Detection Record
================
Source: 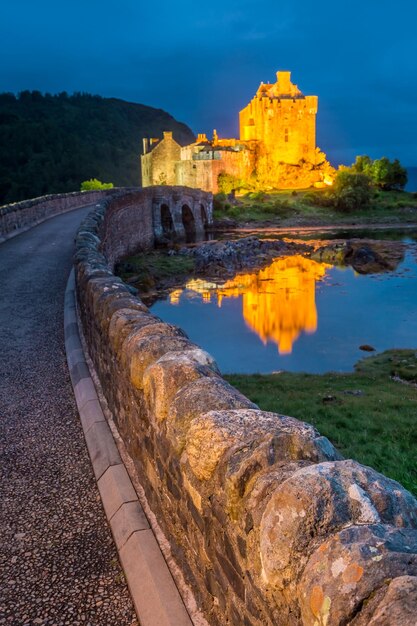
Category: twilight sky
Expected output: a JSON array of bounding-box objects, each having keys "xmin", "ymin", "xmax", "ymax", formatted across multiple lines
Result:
[{"xmin": 1, "ymin": 0, "xmax": 416, "ymax": 165}]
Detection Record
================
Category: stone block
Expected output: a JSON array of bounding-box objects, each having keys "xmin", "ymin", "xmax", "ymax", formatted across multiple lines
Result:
[
  {"xmin": 84, "ymin": 420, "xmax": 122, "ymax": 480},
  {"xmin": 66, "ymin": 347, "xmax": 85, "ymax": 370},
  {"xmin": 129, "ymin": 334, "xmax": 194, "ymax": 390},
  {"xmin": 79, "ymin": 398, "xmax": 106, "ymax": 433},
  {"xmin": 299, "ymin": 524, "xmax": 417, "ymax": 626},
  {"xmin": 69, "ymin": 360, "xmax": 90, "ymax": 387},
  {"xmin": 98, "ymin": 464, "xmax": 138, "ymax": 520},
  {"xmin": 142, "ymin": 351, "xmax": 218, "ymax": 423},
  {"xmin": 64, "ymin": 307, "xmax": 77, "ymax": 328},
  {"xmin": 65, "ymin": 332, "xmax": 83, "ymax": 355},
  {"xmin": 73, "ymin": 377, "xmax": 98, "ymax": 410},
  {"xmin": 108, "ymin": 309, "xmax": 159, "ymax": 358},
  {"xmin": 167, "ymin": 377, "xmax": 256, "ymax": 453},
  {"xmin": 185, "ymin": 409, "xmax": 327, "ymax": 483},
  {"xmin": 348, "ymin": 575, "xmax": 417, "ymax": 626},
  {"xmin": 110, "ymin": 501, "xmax": 150, "ymax": 550},
  {"xmin": 119, "ymin": 529, "xmax": 193, "ymax": 626},
  {"xmin": 260, "ymin": 460, "xmax": 417, "ymax": 593}
]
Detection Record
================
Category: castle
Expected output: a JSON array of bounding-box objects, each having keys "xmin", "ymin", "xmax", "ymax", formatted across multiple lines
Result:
[{"xmin": 141, "ymin": 71, "xmax": 334, "ymax": 192}]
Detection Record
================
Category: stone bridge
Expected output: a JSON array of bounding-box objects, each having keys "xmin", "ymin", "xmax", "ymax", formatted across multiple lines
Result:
[
  {"xmin": 1, "ymin": 188, "xmax": 417, "ymax": 626},
  {"xmin": 0, "ymin": 185, "xmax": 213, "ymax": 245},
  {"xmin": 150, "ymin": 186, "xmax": 212, "ymax": 243}
]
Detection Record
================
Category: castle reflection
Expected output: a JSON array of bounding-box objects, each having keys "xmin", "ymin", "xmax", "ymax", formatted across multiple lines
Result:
[{"xmin": 169, "ymin": 255, "xmax": 331, "ymax": 354}]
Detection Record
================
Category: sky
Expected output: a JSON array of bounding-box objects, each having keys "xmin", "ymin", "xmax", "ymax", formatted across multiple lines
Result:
[{"xmin": 1, "ymin": 0, "xmax": 417, "ymax": 166}]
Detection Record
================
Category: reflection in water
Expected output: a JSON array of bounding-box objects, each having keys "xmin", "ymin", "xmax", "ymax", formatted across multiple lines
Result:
[{"xmin": 169, "ymin": 255, "xmax": 331, "ymax": 354}]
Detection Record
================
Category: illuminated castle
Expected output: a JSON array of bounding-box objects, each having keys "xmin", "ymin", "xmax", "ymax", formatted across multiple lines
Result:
[{"xmin": 141, "ymin": 71, "xmax": 334, "ymax": 192}]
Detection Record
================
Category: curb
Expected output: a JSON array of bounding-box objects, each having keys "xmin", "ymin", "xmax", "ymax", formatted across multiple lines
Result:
[{"xmin": 64, "ymin": 269, "xmax": 193, "ymax": 626}]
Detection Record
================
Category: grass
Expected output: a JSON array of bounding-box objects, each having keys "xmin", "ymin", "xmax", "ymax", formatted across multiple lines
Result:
[
  {"xmin": 115, "ymin": 251, "xmax": 195, "ymax": 292},
  {"xmin": 225, "ymin": 349, "xmax": 417, "ymax": 495},
  {"xmin": 214, "ymin": 189, "xmax": 417, "ymax": 226}
]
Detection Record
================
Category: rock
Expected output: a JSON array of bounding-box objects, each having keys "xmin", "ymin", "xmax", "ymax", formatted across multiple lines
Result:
[
  {"xmin": 142, "ymin": 351, "xmax": 219, "ymax": 423},
  {"xmin": 178, "ymin": 236, "xmax": 309, "ymax": 277},
  {"xmin": 359, "ymin": 344, "xmax": 375, "ymax": 352},
  {"xmin": 312, "ymin": 239, "xmax": 405, "ymax": 274},
  {"xmin": 299, "ymin": 524, "xmax": 417, "ymax": 626},
  {"xmin": 260, "ymin": 460, "xmax": 417, "ymax": 594},
  {"xmin": 345, "ymin": 240, "xmax": 405, "ymax": 274},
  {"xmin": 185, "ymin": 410, "xmax": 338, "ymax": 485},
  {"xmin": 168, "ymin": 377, "xmax": 256, "ymax": 453},
  {"xmin": 129, "ymin": 332, "xmax": 194, "ymax": 389},
  {"xmin": 347, "ymin": 575, "xmax": 417, "ymax": 625}
]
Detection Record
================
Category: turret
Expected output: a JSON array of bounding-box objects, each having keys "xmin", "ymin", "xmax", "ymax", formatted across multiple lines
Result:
[{"xmin": 276, "ymin": 71, "xmax": 291, "ymax": 94}]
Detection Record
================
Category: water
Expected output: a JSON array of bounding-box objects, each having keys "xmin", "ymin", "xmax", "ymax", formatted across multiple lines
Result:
[{"xmin": 151, "ymin": 238, "xmax": 417, "ymax": 374}]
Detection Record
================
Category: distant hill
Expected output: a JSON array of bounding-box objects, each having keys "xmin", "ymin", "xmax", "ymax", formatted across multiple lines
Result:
[
  {"xmin": 0, "ymin": 91, "xmax": 195, "ymax": 205},
  {"xmin": 406, "ymin": 167, "xmax": 417, "ymax": 192}
]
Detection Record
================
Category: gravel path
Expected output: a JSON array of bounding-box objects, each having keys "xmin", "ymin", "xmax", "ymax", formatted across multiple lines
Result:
[{"xmin": 0, "ymin": 207, "xmax": 137, "ymax": 626}]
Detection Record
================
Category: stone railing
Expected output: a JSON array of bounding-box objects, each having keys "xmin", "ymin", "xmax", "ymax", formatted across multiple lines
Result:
[
  {"xmin": 0, "ymin": 189, "xmax": 118, "ymax": 242},
  {"xmin": 74, "ymin": 190, "xmax": 417, "ymax": 626}
]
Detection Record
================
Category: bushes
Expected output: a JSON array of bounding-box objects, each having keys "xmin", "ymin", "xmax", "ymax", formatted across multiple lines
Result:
[
  {"xmin": 332, "ymin": 171, "xmax": 372, "ymax": 212},
  {"xmin": 303, "ymin": 191, "xmax": 334, "ymax": 207},
  {"xmin": 352, "ymin": 155, "xmax": 407, "ymax": 191},
  {"xmin": 213, "ymin": 192, "xmax": 231, "ymax": 212},
  {"xmin": 217, "ymin": 172, "xmax": 246, "ymax": 194},
  {"xmin": 80, "ymin": 178, "xmax": 114, "ymax": 191}
]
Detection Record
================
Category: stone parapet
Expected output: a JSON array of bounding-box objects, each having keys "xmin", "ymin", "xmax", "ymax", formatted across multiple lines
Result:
[
  {"xmin": 0, "ymin": 189, "xmax": 120, "ymax": 242},
  {"xmin": 74, "ymin": 190, "xmax": 417, "ymax": 626}
]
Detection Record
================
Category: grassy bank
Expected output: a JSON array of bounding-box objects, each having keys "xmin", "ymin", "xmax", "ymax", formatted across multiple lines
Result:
[
  {"xmin": 115, "ymin": 251, "xmax": 195, "ymax": 294},
  {"xmin": 226, "ymin": 350, "xmax": 417, "ymax": 495},
  {"xmin": 214, "ymin": 189, "xmax": 417, "ymax": 226}
]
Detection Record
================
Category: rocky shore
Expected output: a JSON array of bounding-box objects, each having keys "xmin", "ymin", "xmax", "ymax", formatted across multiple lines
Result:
[{"xmin": 177, "ymin": 235, "xmax": 406, "ymax": 278}]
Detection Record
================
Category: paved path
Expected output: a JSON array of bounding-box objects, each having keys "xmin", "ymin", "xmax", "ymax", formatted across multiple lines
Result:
[{"xmin": 0, "ymin": 207, "xmax": 137, "ymax": 626}]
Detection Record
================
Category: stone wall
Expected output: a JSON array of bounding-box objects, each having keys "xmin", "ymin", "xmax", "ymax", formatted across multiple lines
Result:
[
  {"xmin": 0, "ymin": 189, "xmax": 117, "ymax": 242},
  {"xmin": 74, "ymin": 190, "xmax": 417, "ymax": 626}
]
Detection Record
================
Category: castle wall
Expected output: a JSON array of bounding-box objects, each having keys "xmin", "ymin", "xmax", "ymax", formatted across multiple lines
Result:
[
  {"xmin": 176, "ymin": 150, "xmax": 255, "ymax": 193},
  {"xmin": 141, "ymin": 132, "xmax": 181, "ymax": 187}
]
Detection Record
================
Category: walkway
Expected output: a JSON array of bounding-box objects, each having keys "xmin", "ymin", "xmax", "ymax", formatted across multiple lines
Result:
[{"xmin": 0, "ymin": 206, "xmax": 137, "ymax": 626}]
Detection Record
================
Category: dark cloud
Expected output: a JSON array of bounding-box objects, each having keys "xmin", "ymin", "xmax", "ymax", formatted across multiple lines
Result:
[{"xmin": 1, "ymin": 0, "xmax": 416, "ymax": 164}]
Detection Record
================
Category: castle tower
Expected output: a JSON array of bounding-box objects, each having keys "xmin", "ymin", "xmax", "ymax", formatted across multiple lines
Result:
[{"xmin": 239, "ymin": 70, "xmax": 318, "ymax": 164}]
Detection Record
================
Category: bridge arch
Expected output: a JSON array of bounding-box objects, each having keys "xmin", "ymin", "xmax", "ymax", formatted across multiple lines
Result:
[
  {"xmin": 200, "ymin": 203, "xmax": 208, "ymax": 230},
  {"xmin": 181, "ymin": 204, "xmax": 196, "ymax": 243},
  {"xmin": 160, "ymin": 203, "xmax": 174, "ymax": 237}
]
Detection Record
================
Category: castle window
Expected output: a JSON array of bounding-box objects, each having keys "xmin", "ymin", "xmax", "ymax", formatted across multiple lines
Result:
[{"xmin": 284, "ymin": 128, "xmax": 289, "ymax": 142}]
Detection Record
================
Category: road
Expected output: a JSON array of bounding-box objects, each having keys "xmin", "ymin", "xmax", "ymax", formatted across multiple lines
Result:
[{"xmin": 0, "ymin": 206, "xmax": 137, "ymax": 626}]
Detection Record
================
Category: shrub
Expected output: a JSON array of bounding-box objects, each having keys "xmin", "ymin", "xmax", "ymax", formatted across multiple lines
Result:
[
  {"xmin": 218, "ymin": 172, "xmax": 244, "ymax": 194},
  {"xmin": 213, "ymin": 192, "xmax": 228, "ymax": 212},
  {"xmin": 333, "ymin": 170, "xmax": 372, "ymax": 212},
  {"xmin": 81, "ymin": 178, "xmax": 114, "ymax": 191},
  {"xmin": 246, "ymin": 190, "xmax": 267, "ymax": 202},
  {"xmin": 303, "ymin": 191, "xmax": 333, "ymax": 207}
]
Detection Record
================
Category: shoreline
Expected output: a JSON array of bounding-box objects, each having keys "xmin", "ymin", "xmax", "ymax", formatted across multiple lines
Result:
[{"xmin": 210, "ymin": 220, "xmax": 417, "ymax": 235}]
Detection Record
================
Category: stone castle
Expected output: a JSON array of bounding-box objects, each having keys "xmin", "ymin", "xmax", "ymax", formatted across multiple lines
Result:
[{"xmin": 141, "ymin": 70, "xmax": 334, "ymax": 192}]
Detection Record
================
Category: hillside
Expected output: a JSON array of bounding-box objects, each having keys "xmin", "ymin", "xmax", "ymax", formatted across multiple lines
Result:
[
  {"xmin": 0, "ymin": 91, "xmax": 195, "ymax": 205},
  {"xmin": 406, "ymin": 166, "xmax": 417, "ymax": 192}
]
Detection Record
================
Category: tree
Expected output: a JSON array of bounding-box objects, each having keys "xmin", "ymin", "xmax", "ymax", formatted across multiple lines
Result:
[
  {"xmin": 80, "ymin": 178, "xmax": 114, "ymax": 191},
  {"xmin": 371, "ymin": 157, "xmax": 407, "ymax": 190},
  {"xmin": 352, "ymin": 155, "xmax": 372, "ymax": 175},
  {"xmin": 352, "ymin": 155, "xmax": 407, "ymax": 191},
  {"xmin": 332, "ymin": 170, "xmax": 372, "ymax": 212}
]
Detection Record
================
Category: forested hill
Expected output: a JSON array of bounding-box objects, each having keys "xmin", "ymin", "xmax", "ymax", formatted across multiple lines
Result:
[{"xmin": 0, "ymin": 91, "xmax": 195, "ymax": 205}]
